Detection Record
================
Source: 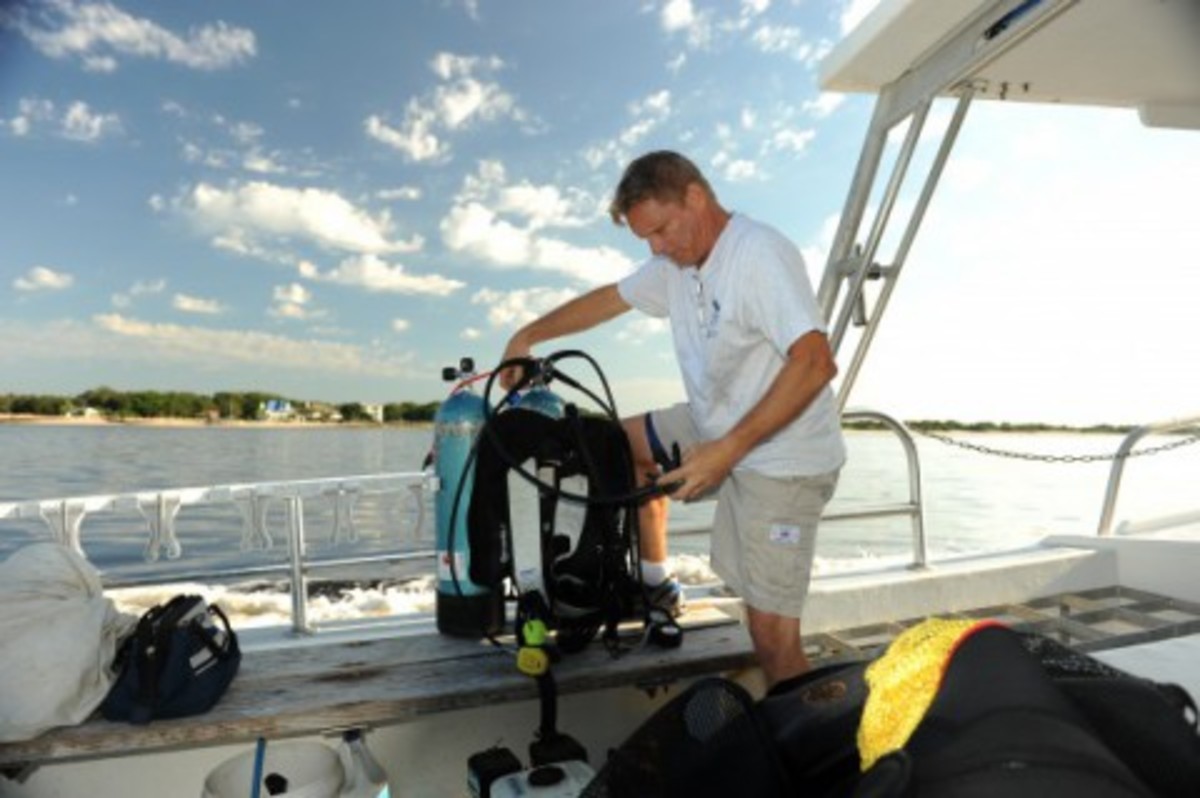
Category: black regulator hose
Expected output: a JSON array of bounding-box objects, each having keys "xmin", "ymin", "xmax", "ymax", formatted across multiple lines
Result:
[{"xmin": 478, "ymin": 352, "xmax": 670, "ymax": 506}]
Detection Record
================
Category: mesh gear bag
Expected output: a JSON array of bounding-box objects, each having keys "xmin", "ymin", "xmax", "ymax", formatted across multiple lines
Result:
[{"xmin": 581, "ymin": 677, "xmax": 791, "ymax": 798}]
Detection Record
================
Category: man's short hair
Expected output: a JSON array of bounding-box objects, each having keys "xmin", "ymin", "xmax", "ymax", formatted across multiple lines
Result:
[{"xmin": 609, "ymin": 150, "xmax": 715, "ymax": 225}]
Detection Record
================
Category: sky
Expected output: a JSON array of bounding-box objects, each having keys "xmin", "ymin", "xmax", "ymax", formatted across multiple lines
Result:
[{"xmin": 2, "ymin": 0, "xmax": 1199, "ymax": 426}]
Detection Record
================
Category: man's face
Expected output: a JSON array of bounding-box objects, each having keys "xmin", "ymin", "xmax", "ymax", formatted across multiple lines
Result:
[{"xmin": 625, "ymin": 187, "xmax": 705, "ymax": 267}]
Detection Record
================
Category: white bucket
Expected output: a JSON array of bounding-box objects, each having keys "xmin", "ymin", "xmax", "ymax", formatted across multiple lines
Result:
[{"xmin": 203, "ymin": 741, "xmax": 345, "ymax": 798}]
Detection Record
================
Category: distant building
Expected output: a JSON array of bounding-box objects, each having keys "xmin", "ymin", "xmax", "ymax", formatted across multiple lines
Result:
[
  {"xmin": 260, "ymin": 399, "xmax": 296, "ymax": 421},
  {"xmin": 363, "ymin": 403, "xmax": 384, "ymax": 423}
]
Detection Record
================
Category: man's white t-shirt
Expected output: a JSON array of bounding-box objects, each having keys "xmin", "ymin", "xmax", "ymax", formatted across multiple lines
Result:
[{"xmin": 618, "ymin": 214, "xmax": 846, "ymax": 477}]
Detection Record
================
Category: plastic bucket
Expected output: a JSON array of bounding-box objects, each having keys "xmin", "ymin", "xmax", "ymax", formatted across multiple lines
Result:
[{"xmin": 203, "ymin": 741, "xmax": 345, "ymax": 798}]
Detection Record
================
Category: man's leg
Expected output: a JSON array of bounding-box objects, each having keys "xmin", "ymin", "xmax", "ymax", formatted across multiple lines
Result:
[
  {"xmin": 713, "ymin": 470, "xmax": 839, "ymax": 689},
  {"xmin": 745, "ymin": 606, "xmax": 809, "ymax": 689},
  {"xmin": 621, "ymin": 414, "xmax": 669, "ymax": 567}
]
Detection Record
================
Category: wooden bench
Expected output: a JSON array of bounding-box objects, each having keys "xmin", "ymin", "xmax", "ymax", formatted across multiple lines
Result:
[{"xmin": 0, "ymin": 608, "xmax": 754, "ymax": 769}]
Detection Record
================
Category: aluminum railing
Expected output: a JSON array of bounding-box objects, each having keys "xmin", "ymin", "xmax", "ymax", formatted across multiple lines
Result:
[
  {"xmin": 0, "ymin": 471, "xmax": 436, "ymax": 635},
  {"xmin": 1097, "ymin": 414, "xmax": 1200, "ymax": 537},
  {"xmin": 833, "ymin": 408, "xmax": 928, "ymax": 569}
]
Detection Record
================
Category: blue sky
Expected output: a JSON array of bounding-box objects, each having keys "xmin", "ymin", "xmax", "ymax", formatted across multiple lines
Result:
[{"xmin": 3, "ymin": 0, "xmax": 1199, "ymax": 426}]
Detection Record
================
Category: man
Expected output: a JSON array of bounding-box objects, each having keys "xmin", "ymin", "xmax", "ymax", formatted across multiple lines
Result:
[{"xmin": 500, "ymin": 150, "xmax": 845, "ymax": 687}]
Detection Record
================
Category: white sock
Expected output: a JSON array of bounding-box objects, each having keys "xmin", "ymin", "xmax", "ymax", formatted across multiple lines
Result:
[{"xmin": 641, "ymin": 560, "xmax": 668, "ymax": 586}]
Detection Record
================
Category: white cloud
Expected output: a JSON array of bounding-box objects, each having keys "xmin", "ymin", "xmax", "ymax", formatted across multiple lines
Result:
[
  {"xmin": 584, "ymin": 89, "xmax": 673, "ymax": 170},
  {"xmin": 61, "ymin": 100, "xmax": 122, "ymax": 141},
  {"xmin": 749, "ymin": 24, "xmax": 821, "ymax": 65},
  {"xmin": 6, "ymin": 0, "xmax": 256, "ymax": 71},
  {"xmin": 92, "ymin": 313, "xmax": 414, "ymax": 376},
  {"xmin": 661, "ymin": 0, "xmax": 712, "ymax": 48},
  {"xmin": 172, "ymin": 293, "xmax": 224, "ymax": 315},
  {"xmin": 711, "ymin": 151, "xmax": 760, "ymax": 182},
  {"xmin": 162, "ymin": 104, "xmax": 302, "ymax": 177},
  {"xmin": 767, "ymin": 127, "xmax": 816, "ymax": 155},
  {"xmin": 274, "ymin": 283, "xmax": 311, "ymax": 305},
  {"xmin": 242, "ymin": 151, "xmax": 285, "ymax": 174},
  {"xmin": 300, "ymin": 254, "xmax": 464, "ymax": 296},
  {"xmin": 461, "ymin": 327, "xmax": 482, "ymax": 340},
  {"xmin": 391, "ymin": 318, "xmax": 411, "ymax": 333},
  {"xmin": 661, "ymin": 0, "xmax": 695, "ymax": 32},
  {"xmin": 457, "ymin": 0, "xmax": 481, "ymax": 22},
  {"xmin": 365, "ymin": 51, "xmax": 525, "ymax": 163},
  {"xmin": 7, "ymin": 98, "xmax": 53, "ymax": 136},
  {"xmin": 377, "ymin": 186, "xmax": 423, "ymax": 202},
  {"xmin": 180, "ymin": 180, "xmax": 423, "ymax": 256},
  {"xmin": 111, "ymin": 278, "xmax": 166, "ymax": 308},
  {"xmin": 803, "ymin": 92, "xmax": 845, "ymax": 120},
  {"xmin": 442, "ymin": 202, "xmax": 531, "ymax": 265},
  {"xmin": 5, "ymin": 97, "xmax": 121, "ymax": 141},
  {"xmin": 365, "ymin": 107, "xmax": 444, "ymax": 163},
  {"xmin": 470, "ymin": 287, "xmax": 579, "ymax": 329},
  {"xmin": 14, "ymin": 266, "xmax": 74, "ymax": 291},
  {"xmin": 441, "ymin": 162, "xmax": 635, "ymax": 285},
  {"xmin": 269, "ymin": 282, "xmax": 323, "ymax": 320}
]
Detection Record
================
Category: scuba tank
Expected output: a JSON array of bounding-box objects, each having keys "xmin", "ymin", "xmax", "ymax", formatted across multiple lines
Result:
[
  {"xmin": 434, "ymin": 357, "xmax": 502, "ymax": 637},
  {"xmin": 513, "ymin": 371, "xmax": 564, "ymax": 419}
]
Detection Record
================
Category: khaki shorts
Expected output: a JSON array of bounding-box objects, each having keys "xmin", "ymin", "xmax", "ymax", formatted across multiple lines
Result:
[{"xmin": 647, "ymin": 404, "xmax": 840, "ymax": 617}]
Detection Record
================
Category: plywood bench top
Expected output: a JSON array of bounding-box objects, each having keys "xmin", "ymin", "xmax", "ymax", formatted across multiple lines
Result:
[{"xmin": 0, "ymin": 608, "xmax": 752, "ymax": 768}]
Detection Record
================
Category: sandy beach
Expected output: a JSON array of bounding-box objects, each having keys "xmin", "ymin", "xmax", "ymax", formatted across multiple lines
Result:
[{"xmin": 0, "ymin": 414, "xmax": 426, "ymax": 429}]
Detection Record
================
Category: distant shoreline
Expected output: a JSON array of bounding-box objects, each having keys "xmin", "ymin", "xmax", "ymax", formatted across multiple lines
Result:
[
  {"xmin": 0, "ymin": 413, "xmax": 1140, "ymax": 434},
  {"xmin": 0, "ymin": 413, "xmax": 431, "ymax": 430}
]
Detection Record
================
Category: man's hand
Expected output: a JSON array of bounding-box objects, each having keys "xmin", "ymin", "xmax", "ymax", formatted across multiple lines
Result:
[
  {"xmin": 656, "ymin": 437, "xmax": 743, "ymax": 502},
  {"xmin": 498, "ymin": 333, "xmax": 533, "ymax": 391}
]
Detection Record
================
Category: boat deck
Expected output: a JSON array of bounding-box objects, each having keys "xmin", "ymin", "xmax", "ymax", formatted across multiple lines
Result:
[
  {"xmin": 3, "ymin": 585, "xmax": 1199, "ymax": 774},
  {"xmin": 805, "ymin": 585, "xmax": 1200, "ymax": 662}
]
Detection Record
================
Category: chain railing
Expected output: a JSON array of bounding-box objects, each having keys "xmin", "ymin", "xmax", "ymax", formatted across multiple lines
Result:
[
  {"xmin": 906, "ymin": 419, "xmax": 1200, "ymax": 537},
  {"xmin": 914, "ymin": 428, "xmax": 1200, "ymax": 464}
]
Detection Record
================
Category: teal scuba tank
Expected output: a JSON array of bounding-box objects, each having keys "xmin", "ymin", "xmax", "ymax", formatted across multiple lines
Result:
[
  {"xmin": 514, "ymin": 369, "xmax": 564, "ymax": 418},
  {"xmin": 433, "ymin": 357, "xmax": 502, "ymax": 637}
]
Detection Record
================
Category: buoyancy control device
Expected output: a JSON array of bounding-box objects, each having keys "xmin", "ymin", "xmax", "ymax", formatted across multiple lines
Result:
[
  {"xmin": 436, "ymin": 350, "xmax": 676, "ymax": 648},
  {"xmin": 466, "ymin": 351, "xmax": 666, "ymax": 652}
]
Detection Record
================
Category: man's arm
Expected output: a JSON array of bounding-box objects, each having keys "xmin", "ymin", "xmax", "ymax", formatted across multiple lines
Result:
[
  {"xmin": 660, "ymin": 330, "xmax": 837, "ymax": 500},
  {"xmin": 500, "ymin": 283, "xmax": 632, "ymax": 388}
]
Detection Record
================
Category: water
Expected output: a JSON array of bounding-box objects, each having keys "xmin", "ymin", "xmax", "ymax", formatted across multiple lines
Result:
[{"xmin": 3, "ymin": 423, "xmax": 1198, "ymax": 624}]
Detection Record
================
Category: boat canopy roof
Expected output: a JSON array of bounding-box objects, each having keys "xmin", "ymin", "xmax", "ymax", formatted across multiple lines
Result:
[{"xmin": 820, "ymin": 0, "xmax": 1200, "ymax": 129}]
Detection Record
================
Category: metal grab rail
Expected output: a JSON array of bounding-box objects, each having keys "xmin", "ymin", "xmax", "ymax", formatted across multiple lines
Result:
[
  {"xmin": 0, "ymin": 471, "xmax": 435, "ymax": 636},
  {"xmin": 1097, "ymin": 414, "xmax": 1200, "ymax": 536},
  {"xmin": 833, "ymin": 408, "xmax": 928, "ymax": 569}
]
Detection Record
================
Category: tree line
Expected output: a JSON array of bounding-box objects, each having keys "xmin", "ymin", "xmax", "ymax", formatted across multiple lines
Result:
[
  {"xmin": 1, "ymin": 389, "xmax": 1149, "ymax": 433},
  {"xmin": 0, "ymin": 388, "xmax": 441, "ymax": 423}
]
